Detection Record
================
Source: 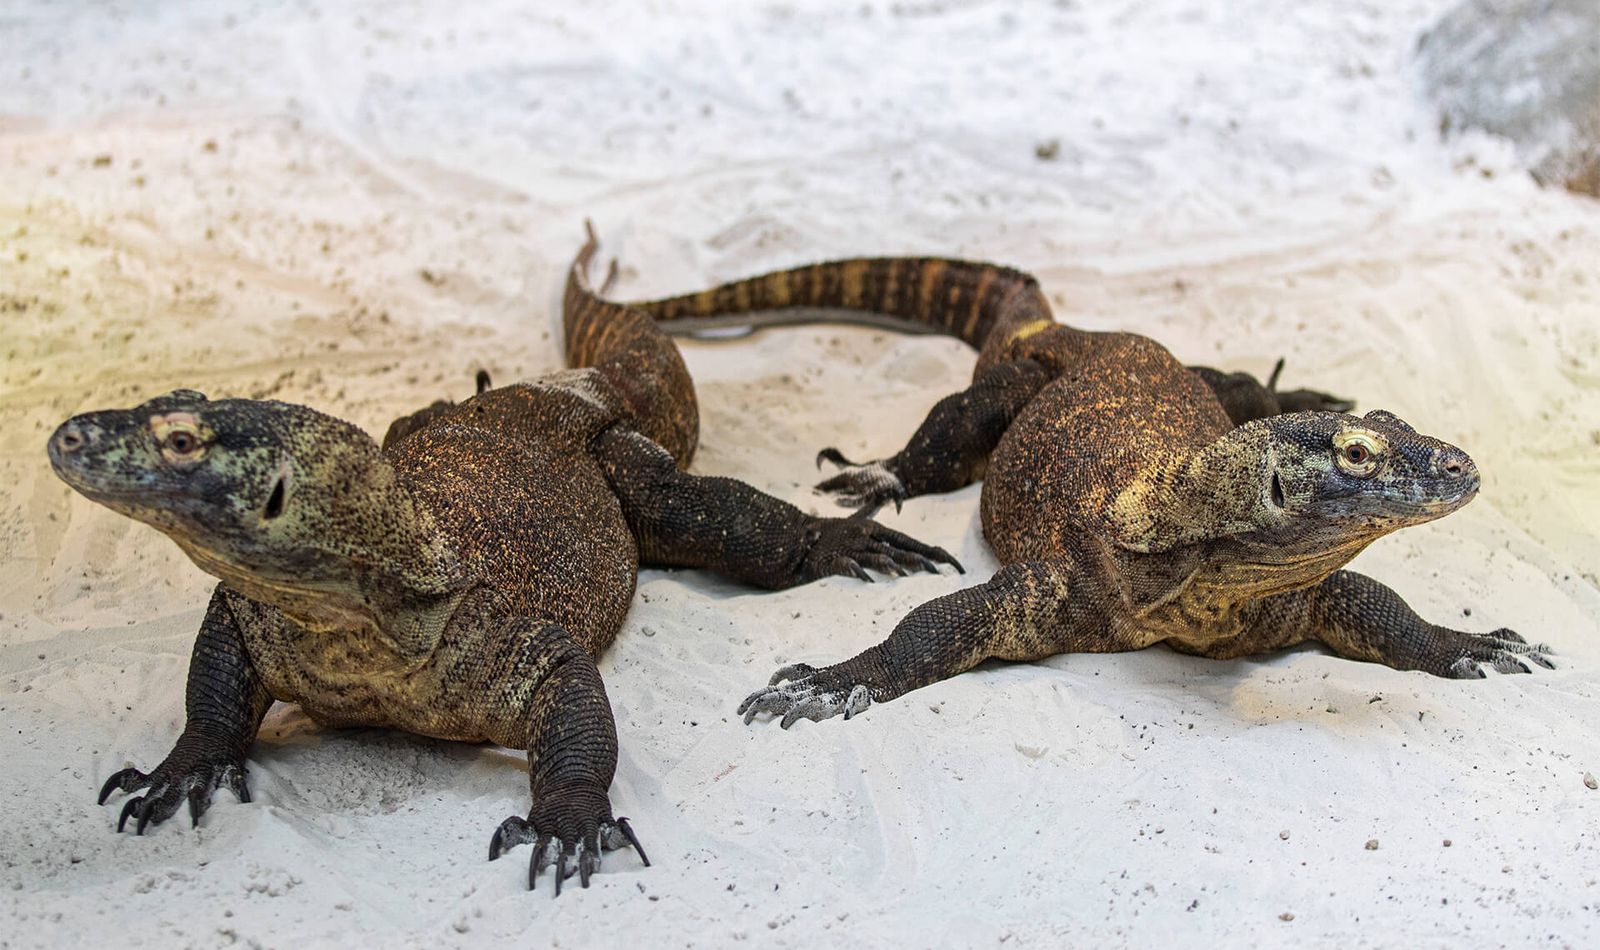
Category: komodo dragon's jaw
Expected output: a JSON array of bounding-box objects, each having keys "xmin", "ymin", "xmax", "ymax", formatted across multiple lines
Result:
[{"xmin": 48, "ymin": 389, "xmax": 465, "ymax": 646}]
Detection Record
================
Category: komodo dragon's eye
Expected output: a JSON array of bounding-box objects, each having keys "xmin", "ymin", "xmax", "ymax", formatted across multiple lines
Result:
[
  {"xmin": 1332, "ymin": 431, "xmax": 1383, "ymax": 478},
  {"xmin": 150, "ymin": 412, "xmax": 208, "ymax": 465}
]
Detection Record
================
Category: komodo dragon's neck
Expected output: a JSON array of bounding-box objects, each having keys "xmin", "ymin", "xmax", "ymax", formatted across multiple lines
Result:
[
  {"xmin": 176, "ymin": 470, "xmax": 469, "ymax": 660},
  {"xmin": 1108, "ymin": 419, "xmax": 1285, "ymax": 555},
  {"xmin": 1106, "ymin": 418, "xmax": 1376, "ymax": 595}
]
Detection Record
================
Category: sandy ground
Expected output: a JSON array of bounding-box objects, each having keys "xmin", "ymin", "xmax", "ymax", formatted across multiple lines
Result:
[{"xmin": 2, "ymin": 0, "xmax": 1598, "ymax": 946}]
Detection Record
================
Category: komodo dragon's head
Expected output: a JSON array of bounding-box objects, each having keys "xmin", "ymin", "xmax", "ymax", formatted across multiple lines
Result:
[
  {"xmin": 1116, "ymin": 408, "xmax": 1480, "ymax": 590},
  {"xmin": 48, "ymin": 390, "xmax": 465, "ymax": 636},
  {"xmin": 1201, "ymin": 408, "xmax": 1481, "ymax": 588},
  {"xmin": 1252, "ymin": 408, "xmax": 1478, "ymax": 532}
]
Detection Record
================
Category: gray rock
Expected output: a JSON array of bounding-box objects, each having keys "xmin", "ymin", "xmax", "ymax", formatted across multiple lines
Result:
[{"xmin": 1418, "ymin": 0, "xmax": 1600, "ymax": 196}]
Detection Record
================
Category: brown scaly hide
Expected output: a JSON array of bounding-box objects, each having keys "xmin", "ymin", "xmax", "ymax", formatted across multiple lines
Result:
[
  {"xmin": 46, "ymin": 230, "xmax": 965, "ymax": 892},
  {"xmin": 595, "ymin": 252, "xmax": 1551, "ymax": 726}
]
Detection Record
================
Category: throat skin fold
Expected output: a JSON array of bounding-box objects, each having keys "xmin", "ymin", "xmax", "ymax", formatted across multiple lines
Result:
[{"xmin": 170, "ymin": 465, "xmax": 471, "ymax": 664}]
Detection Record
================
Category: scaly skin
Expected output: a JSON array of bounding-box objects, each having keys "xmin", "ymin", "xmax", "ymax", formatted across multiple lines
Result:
[
  {"xmin": 47, "ymin": 226, "xmax": 960, "ymax": 893},
  {"xmin": 609, "ymin": 253, "xmax": 1549, "ymax": 726}
]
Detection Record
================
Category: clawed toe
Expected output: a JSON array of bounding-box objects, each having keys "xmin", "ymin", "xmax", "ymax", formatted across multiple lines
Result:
[
  {"xmin": 814, "ymin": 451, "xmax": 908, "ymax": 511},
  {"xmin": 1445, "ymin": 632, "xmax": 1556, "ymax": 678},
  {"xmin": 738, "ymin": 668, "xmax": 874, "ymax": 727},
  {"xmin": 489, "ymin": 812, "xmax": 648, "ymax": 895},
  {"xmin": 98, "ymin": 766, "xmax": 149, "ymax": 806}
]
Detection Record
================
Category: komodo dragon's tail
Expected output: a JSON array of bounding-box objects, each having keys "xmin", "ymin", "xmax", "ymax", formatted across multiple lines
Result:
[
  {"xmin": 564, "ymin": 222, "xmax": 699, "ymax": 467},
  {"xmin": 623, "ymin": 256, "xmax": 1054, "ymax": 353}
]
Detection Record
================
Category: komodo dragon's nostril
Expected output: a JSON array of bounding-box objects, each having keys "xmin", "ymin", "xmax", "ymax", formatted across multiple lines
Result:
[
  {"xmin": 56, "ymin": 426, "xmax": 86, "ymax": 454},
  {"xmin": 1436, "ymin": 450, "xmax": 1473, "ymax": 479}
]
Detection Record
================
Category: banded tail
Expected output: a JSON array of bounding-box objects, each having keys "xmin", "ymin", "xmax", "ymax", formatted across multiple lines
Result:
[
  {"xmin": 622, "ymin": 256, "xmax": 1054, "ymax": 352},
  {"xmin": 563, "ymin": 223, "xmax": 698, "ymax": 467}
]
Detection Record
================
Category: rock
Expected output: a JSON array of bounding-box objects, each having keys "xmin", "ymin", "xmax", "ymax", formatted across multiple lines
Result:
[{"xmin": 1418, "ymin": 0, "xmax": 1600, "ymax": 196}]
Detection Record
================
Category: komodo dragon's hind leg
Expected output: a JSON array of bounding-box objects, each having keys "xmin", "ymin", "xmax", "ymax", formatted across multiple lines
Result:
[
  {"xmin": 486, "ymin": 621, "xmax": 648, "ymax": 895},
  {"xmin": 740, "ymin": 556, "xmax": 1138, "ymax": 727},
  {"xmin": 815, "ymin": 358, "xmax": 1054, "ymax": 510},
  {"xmin": 1189, "ymin": 357, "xmax": 1354, "ymax": 427},
  {"xmin": 1251, "ymin": 570, "xmax": 1555, "ymax": 677}
]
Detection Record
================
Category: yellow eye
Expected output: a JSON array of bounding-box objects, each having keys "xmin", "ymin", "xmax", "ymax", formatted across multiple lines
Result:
[
  {"xmin": 150, "ymin": 411, "xmax": 208, "ymax": 464},
  {"xmin": 1333, "ymin": 430, "xmax": 1383, "ymax": 477}
]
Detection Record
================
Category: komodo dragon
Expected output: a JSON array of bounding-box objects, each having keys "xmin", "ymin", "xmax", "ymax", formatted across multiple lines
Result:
[
  {"xmin": 601, "ymin": 254, "xmax": 1553, "ymax": 727},
  {"xmin": 44, "ymin": 226, "xmax": 959, "ymax": 892}
]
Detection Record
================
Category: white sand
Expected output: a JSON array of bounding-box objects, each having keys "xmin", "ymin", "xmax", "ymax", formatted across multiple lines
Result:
[{"xmin": 3, "ymin": 1, "xmax": 1598, "ymax": 946}]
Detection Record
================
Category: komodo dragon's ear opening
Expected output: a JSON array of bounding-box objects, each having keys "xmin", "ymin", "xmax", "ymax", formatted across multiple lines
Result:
[
  {"xmin": 263, "ymin": 477, "xmax": 287, "ymax": 520},
  {"xmin": 1269, "ymin": 470, "xmax": 1286, "ymax": 510}
]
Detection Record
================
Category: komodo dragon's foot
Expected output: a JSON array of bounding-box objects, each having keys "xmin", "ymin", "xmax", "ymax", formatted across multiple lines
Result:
[
  {"xmin": 814, "ymin": 448, "xmax": 908, "ymax": 511},
  {"xmin": 98, "ymin": 751, "xmax": 251, "ymax": 835},
  {"xmin": 801, "ymin": 508, "xmax": 962, "ymax": 581},
  {"xmin": 738, "ymin": 662, "xmax": 883, "ymax": 728},
  {"xmin": 1435, "ymin": 628, "xmax": 1555, "ymax": 678},
  {"xmin": 488, "ymin": 784, "xmax": 649, "ymax": 896}
]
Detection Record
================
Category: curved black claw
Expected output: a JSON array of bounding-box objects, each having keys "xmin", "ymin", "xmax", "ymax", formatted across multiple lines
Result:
[
  {"xmin": 815, "ymin": 447, "xmax": 862, "ymax": 470},
  {"xmin": 488, "ymin": 796, "xmax": 648, "ymax": 896},
  {"xmin": 98, "ymin": 766, "xmax": 149, "ymax": 806},
  {"xmin": 738, "ymin": 662, "xmax": 876, "ymax": 728},
  {"xmin": 815, "ymin": 450, "xmax": 909, "ymax": 512},
  {"xmin": 801, "ymin": 514, "xmax": 962, "ymax": 584},
  {"xmin": 99, "ymin": 758, "xmax": 249, "ymax": 834},
  {"xmin": 1443, "ymin": 629, "xmax": 1555, "ymax": 678}
]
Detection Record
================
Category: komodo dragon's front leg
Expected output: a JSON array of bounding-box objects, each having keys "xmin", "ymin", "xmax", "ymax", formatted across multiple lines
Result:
[
  {"xmin": 486, "ymin": 621, "xmax": 647, "ymax": 895},
  {"xmin": 592, "ymin": 426, "xmax": 962, "ymax": 585},
  {"xmin": 816, "ymin": 358, "xmax": 1054, "ymax": 510},
  {"xmin": 98, "ymin": 585, "xmax": 273, "ymax": 832},
  {"xmin": 740, "ymin": 556, "xmax": 1139, "ymax": 727},
  {"xmin": 1249, "ymin": 570, "xmax": 1555, "ymax": 677}
]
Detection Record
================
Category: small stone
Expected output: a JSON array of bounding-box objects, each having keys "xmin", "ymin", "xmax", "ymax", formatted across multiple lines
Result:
[
  {"xmin": 1584, "ymin": 772, "xmax": 1597, "ymax": 790},
  {"xmin": 1279, "ymin": 912, "xmax": 1295, "ymax": 922},
  {"xmin": 1364, "ymin": 839, "xmax": 1379, "ymax": 850},
  {"xmin": 1443, "ymin": 839, "xmax": 1452, "ymax": 847},
  {"xmin": 1034, "ymin": 138, "xmax": 1060, "ymax": 161},
  {"xmin": 1279, "ymin": 830, "xmax": 1290, "ymax": 840}
]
